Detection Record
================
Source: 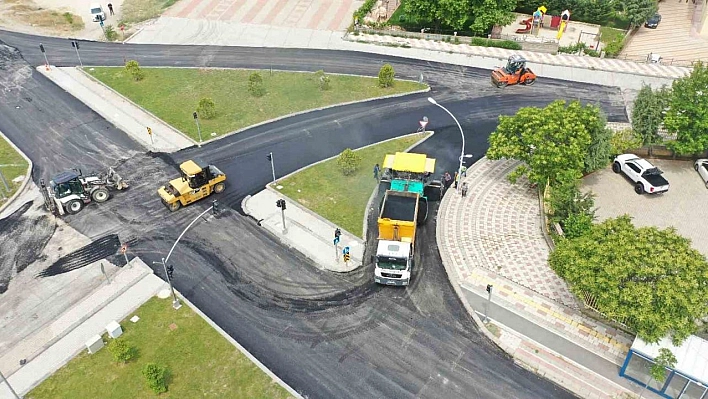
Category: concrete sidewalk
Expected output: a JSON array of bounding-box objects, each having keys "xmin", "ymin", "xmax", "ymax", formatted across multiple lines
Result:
[
  {"xmin": 35, "ymin": 66, "xmax": 195, "ymax": 153},
  {"xmin": 242, "ymin": 186, "xmax": 363, "ymax": 273},
  {"xmin": 0, "ymin": 258, "xmax": 166, "ymax": 397}
]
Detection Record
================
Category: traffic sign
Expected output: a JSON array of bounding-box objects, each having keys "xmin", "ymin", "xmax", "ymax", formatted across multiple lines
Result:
[
  {"xmin": 333, "ymin": 236, "xmax": 340, "ymax": 245},
  {"xmin": 99, "ymin": 19, "xmax": 104, "ymax": 27},
  {"xmin": 419, "ymin": 119, "xmax": 428, "ymax": 130},
  {"xmin": 147, "ymin": 127, "xmax": 152, "ymax": 135},
  {"xmin": 343, "ymin": 246, "xmax": 350, "ymax": 255},
  {"xmin": 120, "ymin": 244, "xmax": 127, "ymax": 254}
]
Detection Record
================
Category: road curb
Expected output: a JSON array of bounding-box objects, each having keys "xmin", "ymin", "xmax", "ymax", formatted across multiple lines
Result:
[
  {"xmin": 0, "ymin": 128, "xmax": 33, "ymax": 216},
  {"xmin": 177, "ymin": 294, "xmax": 304, "ymax": 399}
]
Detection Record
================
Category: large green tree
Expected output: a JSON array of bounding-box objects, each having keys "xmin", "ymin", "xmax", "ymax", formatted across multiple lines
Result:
[
  {"xmin": 663, "ymin": 61, "xmax": 708, "ymax": 155},
  {"xmin": 486, "ymin": 100, "xmax": 607, "ymax": 185},
  {"xmin": 623, "ymin": 0, "xmax": 658, "ymax": 28},
  {"xmin": 403, "ymin": 0, "xmax": 471, "ymax": 30},
  {"xmin": 632, "ymin": 84, "xmax": 671, "ymax": 146},
  {"xmin": 468, "ymin": 0, "xmax": 516, "ymax": 35},
  {"xmin": 549, "ymin": 216, "xmax": 708, "ymax": 345}
]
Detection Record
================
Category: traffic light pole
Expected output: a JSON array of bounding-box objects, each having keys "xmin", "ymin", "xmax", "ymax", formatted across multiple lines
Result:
[
  {"xmin": 280, "ymin": 207, "xmax": 287, "ymax": 234},
  {"xmin": 268, "ymin": 152, "xmax": 276, "ymax": 184},
  {"xmin": 484, "ymin": 284, "xmax": 493, "ymax": 322}
]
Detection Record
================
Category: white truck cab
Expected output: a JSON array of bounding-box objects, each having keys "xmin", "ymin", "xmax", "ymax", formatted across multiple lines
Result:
[
  {"xmin": 374, "ymin": 239, "xmax": 412, "ymax": 286},
  {"xmin": 90, "ymin": 4, "xmax": 106, "ymax": 22}
]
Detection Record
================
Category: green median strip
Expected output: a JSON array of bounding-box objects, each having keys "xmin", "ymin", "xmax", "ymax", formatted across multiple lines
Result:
[
  {"xmin": 87, "ymin": 67, "xmax": 428, "ymax": 141},
  {"xmin": 28, "ymin": 297, "xmax": 291, "ymax": 399},
  {"xmin": 275, "ymin": 133, "xmax": 430, "ymax": 238},
  {"xmin": 0, "ymin": 134, "xmax": 29, "ymax": 202}
]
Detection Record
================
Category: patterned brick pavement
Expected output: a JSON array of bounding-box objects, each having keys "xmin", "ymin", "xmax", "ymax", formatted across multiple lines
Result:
[
  {"xmin": 166, "ymin": 0, "xmax": 361, "ymax": 31},
  {"xmin": 347, "ymin": 32, "xmax": 691, "ymax": 79},
  {"xmin": 437, "ymin": 157, "xmax": 634, "ymax": 366}
]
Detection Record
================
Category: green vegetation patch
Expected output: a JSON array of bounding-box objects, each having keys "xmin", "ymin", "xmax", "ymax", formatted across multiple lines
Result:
[
  {"xmin": 119, "ymin": 0, "xmax": 180, "ymax": 26},
  {"xmin": 276, "ymin": 133, "xmax": 429, "ymax": 238},
  {"xmin": 88, "ymin": 67, "xmax": 427, "ymax": 141},
  {"xmin": 28, "ymin": 297, "xmax": 290, "ymax": 399},
  {"xmin": 0, "ymin": 135, "xmax": 28, "ymax": 201}
]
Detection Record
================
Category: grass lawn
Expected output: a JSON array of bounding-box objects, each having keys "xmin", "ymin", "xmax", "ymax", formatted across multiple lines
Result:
[
  {"xmin": 119, "ymin": 0, "xmax": 180, "ymax": 26},
  {"xmin": 599, "ymin": 26, "xmax": 626, "ymax": 44},
  {"xmin": 87, "ymin": 68, "xmax": 427, "ymax": 141},
  {"xmin": 0, "ymin": 135, "xmax": 28, "ymax": 202},
  {"xmin": 27, "ymin": 297, "xmax": 291, "ymax": 399},
  {"xmin": 276, "ymin": 133, "xmax": 429, "ymax": 238}
]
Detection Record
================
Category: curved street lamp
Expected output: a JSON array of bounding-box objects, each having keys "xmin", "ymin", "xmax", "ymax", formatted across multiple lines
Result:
[{"xmin": 427, "ymin": 97, "xmax": 466, "ymax": 190}]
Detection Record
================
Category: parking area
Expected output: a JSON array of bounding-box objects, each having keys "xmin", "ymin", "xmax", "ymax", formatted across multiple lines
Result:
[
  {"xmin": 582, "ymin": 159, "xmax": 708, "ymax": 258},
  {"xmin": 620, "ymin": 0, "xmax": 708, "ymax": 65}
]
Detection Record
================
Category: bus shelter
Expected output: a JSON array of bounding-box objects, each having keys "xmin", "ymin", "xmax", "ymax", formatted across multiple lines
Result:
[{"xmin": 620, "ymin": 335, "xmax": 708, "ymax": 398}]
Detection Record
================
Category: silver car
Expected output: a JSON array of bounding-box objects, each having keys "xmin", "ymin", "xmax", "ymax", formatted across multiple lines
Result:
[{"xmin": 694, "ymin": 159, "xmax": 708, "ymax": 188}]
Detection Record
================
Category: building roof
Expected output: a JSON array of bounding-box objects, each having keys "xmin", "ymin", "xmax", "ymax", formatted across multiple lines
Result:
[
  {"xmin": 631, "ymin": 335, "xmax": 708, "ymax": 384},
  {"xmin": 180, "ymin": 160, "xmax": 203, "ymax": 176},
  {"xmin": 382, "ymin": 152, "xmax": 435, "ymax": 173}
]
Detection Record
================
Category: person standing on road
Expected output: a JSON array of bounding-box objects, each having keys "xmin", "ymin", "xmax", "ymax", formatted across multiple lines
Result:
[
  {"xmin": 107, "ymin": 2, "xmax": 114, "ymax": 15},
  {"xmin": 454, "ymin": 171, "xmax": 459, "ymax": 189},
  {"xmin": 373, "ymin": 163, "xmax": 380, "ymax": 180},
  {"xmin": 461, "ymin": 182, "xmax": 468, "ymax": 197},
  {"xmin": 443, "ymin": 171, "xmax": 452, "ymax": 189}
]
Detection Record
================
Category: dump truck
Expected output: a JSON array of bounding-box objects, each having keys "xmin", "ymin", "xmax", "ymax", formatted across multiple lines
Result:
[
  {"xmin": 157, "ymin": 160, "xmax": 226, "ymax": 212},
  {"xmin": 40, "ymin": 167, "xmax": 128, "ymax": 215},
  {"xmin": 374, "ymin": 190, "xmax": 420, "ymax": 286},
  {"xmin": 381, "ymin": 152, "xmax": 443, "ymax": 202}
]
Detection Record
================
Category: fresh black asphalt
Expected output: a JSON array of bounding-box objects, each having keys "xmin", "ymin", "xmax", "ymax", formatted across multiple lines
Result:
[{"xmin": 0, "ymin": 29, "xmax": 629, "ymax": 398}]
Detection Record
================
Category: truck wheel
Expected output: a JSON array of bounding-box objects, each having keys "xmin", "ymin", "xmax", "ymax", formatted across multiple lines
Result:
[
  {"xmin": 91, "ymin": 187, "xmax": 110, "ymax": 203},
  {"xmin": 67, "ymin": 200, "xmax": 84, "ymax": 214},
  {"xmin": 213, "ymin": 182, "xmax": 225, "ymax": 194},
  {"xmin": 168, "ymin": 201, "xmax": 181, "ymax": 212},
  {"xmin": 496, "ymin": 81, "xmax": 508, "ymax": 88},
  {"xmin": 634, "ymin": 183, "xmax": 645, "ymax": 195},
  {"xmin": 612, "ymin": 162, "xmax": 621, "ymax": 173}
]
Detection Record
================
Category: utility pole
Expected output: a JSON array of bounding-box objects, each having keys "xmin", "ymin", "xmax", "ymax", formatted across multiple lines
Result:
[
  {"xmin": 266, "ymin": 152, "xmax": 276, "ymax": 184},
  {"xmin": 0, "ymin": 369, "xmax": 20, "ymax": 399},
  {"xmin": 70, "ymin": 39, "xmax": 83, "ymax": 68},
  {"xmin": 99, "ymin": 18, "xmax": 108, "ymax": 41},
  {"xmin": 192, "ymin": 112, "xmax": 203, "ymax": 146},
  {"xmin": 276, "ymin": 199, "xmax": 287, "ymax": 234}
]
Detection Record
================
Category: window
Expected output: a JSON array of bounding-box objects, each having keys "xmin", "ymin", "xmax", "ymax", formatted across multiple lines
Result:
[
  {"xmin": 680, "ymin": 381, "xmax": 707, "ymax": 399},
  {"xmin": 377, "ymin": 257, "xmax": 407, "ymax": 270},
  {"xmin": 627, "ymin": 163, "xmax": 641, "ymax": 173}
]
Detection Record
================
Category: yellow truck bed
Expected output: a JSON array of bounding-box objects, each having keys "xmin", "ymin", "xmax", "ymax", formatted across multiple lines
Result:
[{"xmin": 378, "ymin": 190, "xmax": 419, "ymax": 245}]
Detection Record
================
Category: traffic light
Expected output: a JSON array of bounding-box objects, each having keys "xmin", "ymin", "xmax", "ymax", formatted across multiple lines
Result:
[
  {"xmin": 193, "ymin": 111, "xmax": 198, "ymax": 119},
  {"xmin": 167, "ymin": 265, "xmax": 174, "ymax": 280},
  {"xmin": 334, "ymin": 228, "xmax": 341, "ymax": 239},
  {"xmin": 212, "ymin": 200, "xmax": 219, "ymax": 215},
  {"xmin": 486, "ymin": 284, "xmax": 493, "ymax": 294},
  {"xmin": 71, "ymin": 40, "xmax": 79, "ymax": 49},
  {"xmin": 266, "ymin": 153, "xmax": 272, "ymax": 162},
  {"xmin": 39, "ymin": 43, "xmax": 45, "ymax": 53},
  {"xmin": 276, "ymin": 199, "xmax": 286, "ymax": 210}
]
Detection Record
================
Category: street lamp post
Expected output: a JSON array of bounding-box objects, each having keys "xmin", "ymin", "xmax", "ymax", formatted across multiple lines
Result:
[
  {"xmin": 155, "ymin": 203, "xmax": 218, "ymax": 309},
  {"xmin": 428, "ymin": 97, "xmax": 466, "ymax": 191}
]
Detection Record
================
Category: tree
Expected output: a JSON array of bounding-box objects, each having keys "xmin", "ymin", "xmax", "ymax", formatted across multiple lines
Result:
[
  {"xmin": 197, "ymin": 97, "xmax": 216, "ymax": 119},
  {"xmin": 487, "ymin": 100, "xmax": 601, "ymax": 185},
  {"xmin": 403, "ymin": 0, "xmax": 471, "ymax": 31},
  {"xmin": 248, "ymin": 72, "xmax": 265, "ymax": 97},
  {"xmin": 314, "ymin": 70, "xmax": 331, "ymax": 91},
  {"xmin": 336, "ymin": 148, "xmax": 362, "ymax": 176},
  {"xmin": 469, "ymin": 0, "xmax": 516, "ymax": 35},
  {"xmin": 623, "ymin": 0, "xmax": 658, "ymax": 28},
  {"xmin": 663, "ymin": 61, "xmax": 708, "ymax": 155},
  {"xmin": 547, "ymin": 170, "xmax": 595, "ymax": 226},
  {"xmin": 142, "ymin": 363, "xmax": 168, "ymax": 394},
  {"xmin": 124, "ymin": 60, "xmax": 144, "ymax": 81},
  {"xmin": 583, "ymin": 108, "xmax": 613, "ymax": 173},
  {"xmin": 549, "ymin": 216, "xmax": 708, "ymax": 345},
  {"xmin": 640, "ymin": 348, "xmax": 677, "ymax": 398},
  {"xmin": 632, "ymin": 85, "xmax": 671, "ymax": 146},
  {"xmin": 107, "ymin": 337, "xmax": 136, "ymax": 363},
  {"xmin": 378, "ymin": 64, "xmax": 395, "ymax": 88}
]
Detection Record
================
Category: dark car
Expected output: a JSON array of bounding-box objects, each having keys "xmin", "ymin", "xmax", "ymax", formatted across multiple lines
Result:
[{"xmin": 645, "ymin": 14, "xmax": 661, "ymax": 28}]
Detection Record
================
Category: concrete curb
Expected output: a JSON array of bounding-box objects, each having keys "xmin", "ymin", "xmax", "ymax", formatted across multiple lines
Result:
[
  {"xmin": 177, "ymin": 294, "xmax": 304, "ymax": 399},
  {"xmin": 361, "ymin": 130, "xmax": 436, "ymax": 241},
  {"xmin": 77, "ymin": 67, "xmax": 198, "ymax": 147},
  {"xmin": 0, "ymin": 128, "xmax": 33, "ymax": 216}
]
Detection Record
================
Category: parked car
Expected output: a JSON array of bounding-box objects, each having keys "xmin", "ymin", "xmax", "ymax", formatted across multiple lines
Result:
[
  {"xmin": 645, "ymin": 14, "xmax": 661, "ymax": 29},
  {"xmin": 694, "ymin": 159, "xmax": 708, "ymax": 188},
  {"xmin": 612, "ymin": 154, "xmax": 669, "ymax": 194},
  {"xmin": 90, "ymin": 3, "xmax": 106, "ymax": 22}
]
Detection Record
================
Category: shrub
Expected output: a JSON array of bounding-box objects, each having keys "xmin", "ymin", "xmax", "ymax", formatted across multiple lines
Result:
[
  {"xmin": 470, "ymin": 37, "xmax": 522, "ymax": 50},
  {"xmin": 107, "ymin": 337, "xmax": 135, "ymax": 363},
  {"xmin": 610, "ymin": 128, "xmax": 643, "ymax": 156},
  {"xmin": 353, "ymin": 0, "xmax": 376, "ymax": 21},
  {"xmin": 248, "ymin": 72, "xmax": 265, "ymax": 97},
  {"xmin": 197, "ymin": 97, "xmax": 216, "ymax": 119},
  {"xmin": 562, "ymin": 213, "xmax": 593, "ymax": 239},
  {"xmin": 124, "ymin": 60, "xmax": 144, "ymax": 81},
  {"xmin": 314, "ymin": 70, "xmax": 331, "ymax": 91},
  {"xmin": 142, "ymin": 363, "xmax": 168, "ymax": 394},
  {"xmin": 603, "ymin": 38, "xmax": 625, "ymax": 58},
  {"xmin": 104, "ymin": 25, "xmax": 118, "ymax": 41},
  {"xmin": 547, "ymin": 170, "xmax": 595, "ymax": 226},
  {"xmin": 336, "ymin": 148, "xmax": 362, "ymax": 176},
  {"xmin": 558, "ymin": 43, "xmax": 586, "ymax": 54},
  {"xmin": 378, "ymin": 64, "xmax": 395, "ymax": 88}
]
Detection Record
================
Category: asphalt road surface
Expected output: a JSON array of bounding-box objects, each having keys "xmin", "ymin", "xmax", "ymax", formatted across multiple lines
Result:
[{"xmin": 0, "ymin": 30, "xmax": 629, "ymax": 398}]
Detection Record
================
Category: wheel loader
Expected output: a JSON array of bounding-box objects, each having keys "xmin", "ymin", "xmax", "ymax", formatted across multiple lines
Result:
[
  {"xmin": 491, "ymin": 54, "xmax": 537, "ymax": 88},
  {"xmin": 40, "ymin": 167, "xmax": 128, "ymax": 215},
  {"xmin": 158, "ymin": 160, "xmax": 226, "ymax": 212}
]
